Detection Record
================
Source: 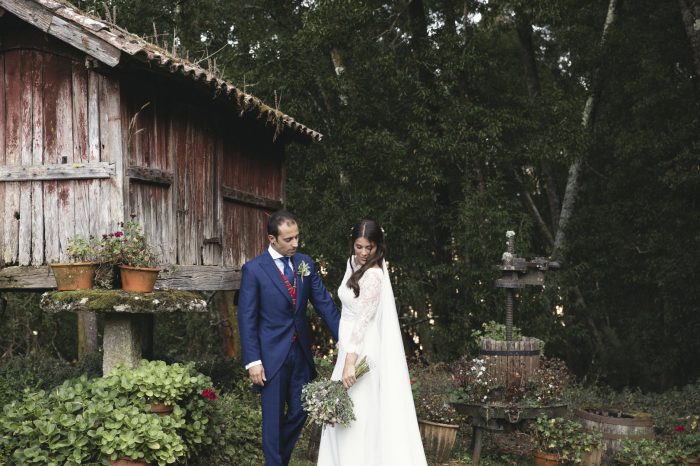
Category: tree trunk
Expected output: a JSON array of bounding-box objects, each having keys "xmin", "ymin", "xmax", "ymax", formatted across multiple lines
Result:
[
  {"xmin": 514, "ymin": 9, "xmax": 559, "ymax": 244},
  {"xmin": 678, "ymin": 0, "xmax": 700, "ymax": 78},
  {"xmin": 551, "ymin": 0, "xmax": 621, "ymax": 262}
]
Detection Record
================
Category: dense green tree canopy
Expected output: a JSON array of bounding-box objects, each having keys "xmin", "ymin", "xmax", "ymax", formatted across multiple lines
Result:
[{"xmin": 64, "ymin": 0, "xmax": 700, "ymax": 390}]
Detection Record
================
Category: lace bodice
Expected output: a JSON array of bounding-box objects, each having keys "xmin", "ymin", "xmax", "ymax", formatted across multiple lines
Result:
[{"xmin": 337, "ymin": 263, "xmax": 383, "ymax": 355}]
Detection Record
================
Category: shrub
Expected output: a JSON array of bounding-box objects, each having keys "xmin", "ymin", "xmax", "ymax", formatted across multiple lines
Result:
[
  {"xmin": 412, "ymin": 363, "xmax": 461, "ymax": 425},
  {"xmin": 187, "ymin": 392, "xmax": 263, "ymax": 466},
  {"xmin": 0, "ymin": 361, "xmax": 220, "ymax": 466},
  {"xmin": 0, "ymin": 352, "xmax": 101, "ymax": 407},
  {"xmin": 614, "ymin": 438, "xmax": 676, "ymax": 465}
]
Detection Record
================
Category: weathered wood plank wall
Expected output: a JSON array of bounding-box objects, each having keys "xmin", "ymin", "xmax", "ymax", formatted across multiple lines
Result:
[
  {"xmin": 122, "ymin": 75, "xmax": 284, "ymax": 271},
  {"xmin": 1, "ymin": 18, "xmax": 289, "ymax": 290},
  {"xmin": 0, "ymin": 23, "xmax": 122, "ymax": 266}
]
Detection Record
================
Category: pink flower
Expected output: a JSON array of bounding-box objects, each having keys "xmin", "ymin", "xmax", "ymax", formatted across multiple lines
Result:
[
  {"xmin": 114, "ymin": 231, "xmax": 124, "ymax": 238},
  {"xmin": 201, "ymin": 388, "xmax": 217, "ymax": 400}
]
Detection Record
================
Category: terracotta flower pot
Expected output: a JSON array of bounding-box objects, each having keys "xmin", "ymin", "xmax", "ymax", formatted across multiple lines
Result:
[
  {"xmin": 418, "ymin": 419, "xmax": 459, "ymax": 464},
  {"xmin": 149, "ymin": 402, "xmax": 173, "ymax": 416},
  {"xmin": 533, "ymin": 450, "xmax": 564, "ymax": 466},
  {"xmin": 50, "ymin": 262, "xmax": 98, "ymax": 290},
  {"xmin": 119, "ymin": 265, "xmax": 160, "ymax": 292},
  {"xmin": 111, "ymin": 459, "xmax": 149, "ymax": 466}
]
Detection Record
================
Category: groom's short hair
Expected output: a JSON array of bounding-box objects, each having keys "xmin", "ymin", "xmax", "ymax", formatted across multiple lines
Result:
[{"xmin": 268, "ymin": 210, "xmax": 298, "ymax": 237}]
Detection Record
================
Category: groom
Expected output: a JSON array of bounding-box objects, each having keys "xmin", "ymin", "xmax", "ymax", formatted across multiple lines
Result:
[{"xmin": 238, "ymin": 210, "xmax": 340, "ymax": 466}]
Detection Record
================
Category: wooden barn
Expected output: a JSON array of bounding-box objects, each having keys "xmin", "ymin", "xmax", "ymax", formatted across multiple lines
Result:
[{"xmin": 0, "ymin": 0, "xmax": 321, "ymax": 293}]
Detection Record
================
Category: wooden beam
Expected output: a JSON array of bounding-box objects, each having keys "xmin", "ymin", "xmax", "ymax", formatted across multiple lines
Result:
[
  {"xmin": 0, "ymin": 0, "xmax": 52, "ymax": 31},
  {"xmin": 0, "ymin": 0, "xmax": 121, "ymax": 66},
  {"xmin": 156, "ymin": 265, "xmax": 241, "ymax": 290},
  {"xmin": 222, "ymin": 185, "xmax": 282, "ymax": 211},
  {"xmin": 48, "ymin": 15, "xmax": 121, "ymax": 67},
  {"xmin": 0, "ymin": 162, "xmax": 115, "ymax": 181},
  {"xmin": 0, "ymin": 265, "xmax": 241, "ymax": 291},
  {"xmin": 127, "ymin": 166, "xmax": 174, "ymax": 186}
]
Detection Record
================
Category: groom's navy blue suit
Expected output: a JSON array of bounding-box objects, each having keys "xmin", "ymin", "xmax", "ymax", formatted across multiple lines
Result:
[{"xmin": 238, "ymin": 250, "xmax": 340, "ymax": 466}]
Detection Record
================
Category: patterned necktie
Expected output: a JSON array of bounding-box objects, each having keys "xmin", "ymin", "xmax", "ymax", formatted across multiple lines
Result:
[{"xmin": 283, "ymin": 257, "xmax": 294, "ymax": 284}]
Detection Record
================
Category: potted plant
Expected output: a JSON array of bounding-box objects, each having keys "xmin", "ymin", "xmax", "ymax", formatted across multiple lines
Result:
[
  {"xmin": 50, "ymin": 235, "xmax": 101, "ymax": 290},
  {"xmin": 94, "ymin": 401, "xmax": 188, "ymax": 466},
  {"xmin": 530, "ymin": 416, "xmax": 605, "ymax": 466},
  {"xmin": 451, "ymin": 355, "xmax": 503, "ymax": 404},
  {"xmin": 104, "ymin": 360, "xmax": 211, "ymax": 415},
  {"xmin": 412, "ymin": 363, "xmax": 462, "ymax": 464},
  {"xmin": 101, "ymin": 219, "xmax": 160, "ymax": 292},
  {"xmin": 613, "ymin": 438, "xmax": 676, "ymax": 465}
]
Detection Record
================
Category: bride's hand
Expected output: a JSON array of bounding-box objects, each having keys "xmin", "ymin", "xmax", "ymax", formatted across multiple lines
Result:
[{"xmin": 342, "ymin": 353, "xmax": 358, "ymax": 389}]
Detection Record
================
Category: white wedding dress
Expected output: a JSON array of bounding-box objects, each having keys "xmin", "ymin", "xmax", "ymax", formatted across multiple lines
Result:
[{"xmin": 317, "ymin": 258, "xmax": 427, "ymax": 466}]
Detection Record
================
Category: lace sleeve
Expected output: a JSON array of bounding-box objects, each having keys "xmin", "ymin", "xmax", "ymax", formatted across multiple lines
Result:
[{"xmin": 344, "ymin": 268, "xmax": 383, "ymax": 355}]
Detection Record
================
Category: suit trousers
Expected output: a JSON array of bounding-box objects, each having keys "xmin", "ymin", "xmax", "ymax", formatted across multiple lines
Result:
[{"xmin": 261, "ymin": 340, "xmax": 312, "ymax": 466}]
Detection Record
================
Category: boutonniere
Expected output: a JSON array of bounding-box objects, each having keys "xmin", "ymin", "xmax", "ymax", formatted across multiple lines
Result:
[{"xmin": 297, "ymin": 261, "xmax": 311, "ymax": 282}]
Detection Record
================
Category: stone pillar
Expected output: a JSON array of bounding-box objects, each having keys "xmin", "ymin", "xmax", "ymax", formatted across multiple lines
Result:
[{"xmin": 102, "ymin": 313, "xmax": 141, "ymax": 375}]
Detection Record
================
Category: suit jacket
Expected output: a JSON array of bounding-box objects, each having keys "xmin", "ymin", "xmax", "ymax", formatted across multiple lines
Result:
[{"xmin": 238, "ymin": 251, "xmax": 340, "ymax": 381}]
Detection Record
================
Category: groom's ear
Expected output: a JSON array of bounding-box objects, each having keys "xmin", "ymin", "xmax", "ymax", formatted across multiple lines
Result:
[{"xmin": 267, "ymin": 234, "xmax": 276, "ymax": 245}]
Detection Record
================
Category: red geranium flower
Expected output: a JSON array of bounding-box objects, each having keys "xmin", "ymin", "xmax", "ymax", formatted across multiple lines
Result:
[
  {"xmin": 201, "ymin": 388, "xmax": 217, "ymax": 400},
  {"xmin": 114, "ymin": 231, "xmax": 124, "ymax": 238},
  {"xmin": 676, "ymin": 426, "xmax": 686, "ymax": 432}
]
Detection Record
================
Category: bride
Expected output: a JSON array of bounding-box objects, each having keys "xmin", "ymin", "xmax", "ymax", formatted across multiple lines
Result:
[{"xmin": 317, "ymin": 219, "xmax": 427, "ymax": 466}]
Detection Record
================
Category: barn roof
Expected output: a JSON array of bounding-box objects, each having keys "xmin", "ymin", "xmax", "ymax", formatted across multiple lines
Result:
[{"xmin": 0, "ymin": 0, "xmax": 323, "ymax": 143}]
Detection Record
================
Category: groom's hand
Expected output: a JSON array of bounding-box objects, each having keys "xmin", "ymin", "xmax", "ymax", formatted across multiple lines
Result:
[{"xmin": 249, "ymin": 364, "xmax": 267, "ymax": 387}]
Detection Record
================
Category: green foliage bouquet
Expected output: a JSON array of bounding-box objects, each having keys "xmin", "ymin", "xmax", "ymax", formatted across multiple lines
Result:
[
  {"xmin": 301, "ymin": 357, "xmax": 369, "ymax": 427},
  {"xmin": 530, "ymin": 416, "xmax": 604, "ymax": 464},
  {"xmin": 101, "ymin": 219, "xmax": 159, "ymax": 268}
]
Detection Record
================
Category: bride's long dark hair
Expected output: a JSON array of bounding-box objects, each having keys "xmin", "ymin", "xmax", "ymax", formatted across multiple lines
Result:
[{"xmin": 347, "ymin": 219, "xmax": 385, "ymax": 297}]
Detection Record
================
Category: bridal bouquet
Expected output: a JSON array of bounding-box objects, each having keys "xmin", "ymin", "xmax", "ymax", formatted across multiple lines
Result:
[{"xmin": 301, "ymin": 357, "xmax": 370, "ymax": 427}]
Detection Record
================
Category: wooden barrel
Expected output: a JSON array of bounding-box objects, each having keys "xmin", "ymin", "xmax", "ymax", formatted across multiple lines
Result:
[
  {"xmin": 575, "ymin": 408, "xmax": 654, "ymax": 466},
  {"xmin": 479, "ymin": 337, "xmax": 542, "ymax": 389}
]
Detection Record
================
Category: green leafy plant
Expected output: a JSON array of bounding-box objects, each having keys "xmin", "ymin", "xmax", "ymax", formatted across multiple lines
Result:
[
  {"xmin": 530, "ymin": 416, "xmax": 604, "ymax": 464},
  {"xmin": 95, "ymin": 400, "xmax": 188, "ymax": 465},
  {"xmin": 412, "ymin": 363, "xmax": 462, "ymax": 425},
  {"xmin": 187, "ymin": 392, "xmax": 263, "ymax": 466},
  {"xmin": 470, "ymin": 321, "xmax": 523, "ymax": 345},
  {"xmin": 105, "ymin": 359, "xmax": 210, "ymax": 406},
  {"xmin": 65, "ymin": 235, "xmax": 101, "ymax": 263},
  {"xmin": 0, "ymin": 361, "xmax": 218, "ymax": 466},
  {"xmin": 673, "ymin": 427, "xmax": 700, "ymax": 460},
  {"xmin": 614, "ymin": 438, "xmax": 676, "ymax": 465},
  {"xmin": 101, "ymin": 220, "xmax": 160, "ymax": 268}
]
